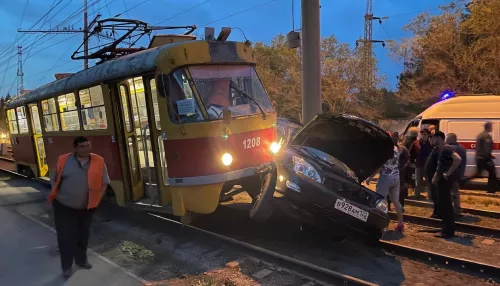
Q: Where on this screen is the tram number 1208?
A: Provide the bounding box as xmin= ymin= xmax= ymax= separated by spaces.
xmin=243 ymin=137 xmax=261 ymax=149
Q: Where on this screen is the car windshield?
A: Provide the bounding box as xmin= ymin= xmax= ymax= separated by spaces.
xmin=277 ymin=118 xmax=302 ymax=145
xmin=301 ymin=146 xmax=359 ymax=182
xmin=188 ymin=65 xmax=274 ymax=119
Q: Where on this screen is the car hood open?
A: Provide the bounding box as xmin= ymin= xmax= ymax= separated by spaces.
xmin=289 ymin=114 xmax=395 ymax=182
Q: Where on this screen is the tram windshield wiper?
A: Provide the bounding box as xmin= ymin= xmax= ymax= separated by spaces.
xmin=229 ymin=81 xmax=267 ymax=120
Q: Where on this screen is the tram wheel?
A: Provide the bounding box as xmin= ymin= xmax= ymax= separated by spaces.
xmin=249 ymin=164 xmax=277 ymax=223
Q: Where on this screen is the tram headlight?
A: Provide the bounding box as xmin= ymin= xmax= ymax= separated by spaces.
xmin=270 ymin=141 xmax=281 ymax=154
xmin=221 ymin=153 xmax=233 ymax=166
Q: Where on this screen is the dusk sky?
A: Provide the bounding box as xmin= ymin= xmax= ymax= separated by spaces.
xmin=0 ymin=0 xmax=452 ymax=96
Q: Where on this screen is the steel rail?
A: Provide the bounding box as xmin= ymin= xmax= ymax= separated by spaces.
xmin=404 ymin=198 xmax=500 ymax=219
xmin=388 ymin=212 xmax=500 ymax=238
xmin=378 ymin=240 xmax=500 ymax=280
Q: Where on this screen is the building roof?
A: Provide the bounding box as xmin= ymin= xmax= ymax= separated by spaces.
xmin=419 ymin=95 xmax=500 ymax=119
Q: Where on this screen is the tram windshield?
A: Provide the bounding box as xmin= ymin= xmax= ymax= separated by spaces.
xmin=165 ymin=65 xmax=273 ymax=122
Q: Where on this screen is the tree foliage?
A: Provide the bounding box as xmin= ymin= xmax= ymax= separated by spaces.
xmin=254 ymin=34 xmax=385 ymax=122
xmin=391 ymin=0 xmax=500 ymax=104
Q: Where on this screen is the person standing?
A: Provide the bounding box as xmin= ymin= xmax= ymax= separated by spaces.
xmin=425 ymin=134 xmax=441 ymax=218
xmin=366 ymin=144 xmax=405 ymax=232
xmin=432 ymin=131 xmax=462 ymax=238
xmin=387 ymin=132 xmax=410 ymax=211
xmin=446 ymin=133 xmax=466 ymax=216
xmin=409 ymin=128 xmax=432 ymax=199
xmin=429 ymin=125 xmax=436 ymax=135
xmin=48 ymin=136 xmax=110 ymax=278
xmin=473 ymin=122 xmax=497 ymax=193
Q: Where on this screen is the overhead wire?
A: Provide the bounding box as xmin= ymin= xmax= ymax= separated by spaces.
xmin=0 ymin=0 xmax=102 ymax=71
xmin=0 ymin=0 xmax=65 ymax=59
xmin=155 ymin=0 xmax=213 ymax=25
xmin=18 ymin=0 xmax=31 ymax=29
xmin=200 ymin=0 xmax=279 ymax=28
xmin=19 ymin=0 xmax=118 ymax=85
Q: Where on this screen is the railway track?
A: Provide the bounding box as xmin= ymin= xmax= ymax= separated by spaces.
xmin=404 ymin=198 xmax=500 ymax=219
xmin=1 ymin=167 xmax=499 ymax=283
xmin=388 ymin=212 xmax=500 ymax=238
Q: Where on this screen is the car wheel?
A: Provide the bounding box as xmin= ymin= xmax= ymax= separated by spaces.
xmin=249 ymin=164 xmax=277 ymax=223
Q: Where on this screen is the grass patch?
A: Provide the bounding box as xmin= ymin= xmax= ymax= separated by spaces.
xmin=118 ymin=240 xmax=154 ymax=260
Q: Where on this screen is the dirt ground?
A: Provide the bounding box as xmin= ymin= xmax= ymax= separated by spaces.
xmin=382 ymin=223 xmax=500 ymax=268
xmin=406 ymin=189 xmax=500 ymax=212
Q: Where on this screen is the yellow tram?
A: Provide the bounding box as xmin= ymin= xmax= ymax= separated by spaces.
xmin=5 ymin=28 xmax=279 ymax=223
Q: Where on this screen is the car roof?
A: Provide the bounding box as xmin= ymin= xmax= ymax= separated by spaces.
xmin=419 ymin=95 xmax=500 ymax=119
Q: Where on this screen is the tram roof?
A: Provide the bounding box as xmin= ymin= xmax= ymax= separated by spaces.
xmin=6 ymin=42 xmax=176 ymax=109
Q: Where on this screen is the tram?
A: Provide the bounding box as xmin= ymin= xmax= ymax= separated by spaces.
xmin=5 ymin=27 xmax=279 ymax=223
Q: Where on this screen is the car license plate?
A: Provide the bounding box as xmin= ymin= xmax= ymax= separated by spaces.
xmin=334 ymin=199 xmax=369 ymax=222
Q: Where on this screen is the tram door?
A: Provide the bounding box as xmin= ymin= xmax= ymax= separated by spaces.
xmin=117 ymin=77 xmax=158 ymax=203
xmin=29 ymin=104 xmax=48 ymax=177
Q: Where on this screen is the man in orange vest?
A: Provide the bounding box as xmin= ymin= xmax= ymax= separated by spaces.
xmin=48 ymin=136 xmax=109 ymax=278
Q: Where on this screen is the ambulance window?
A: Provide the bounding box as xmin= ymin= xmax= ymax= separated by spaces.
xmin=421 ymin=119 xmax=439 ymax=133
xmin=402 ymin=119 xmax=420 ymax=138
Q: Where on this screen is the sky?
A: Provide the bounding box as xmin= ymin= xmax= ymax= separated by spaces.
xmin=0 ymin=0 xmax=453 ymax=96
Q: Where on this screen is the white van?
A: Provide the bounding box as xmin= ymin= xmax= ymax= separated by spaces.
xmin=400 ymin=95 xmax=500 ymax=178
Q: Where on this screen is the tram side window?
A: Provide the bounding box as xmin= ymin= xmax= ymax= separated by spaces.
xmin=7 ymin=109 xmax=18 ymax=134
xmin=150 ymin=79 xmax=161 ymax=130
xmin=41 ymin=98 xmax=60 ymax=132
xmin=16 ymin=106 xmax=29 ymax=134
xmin=58 ymin=93 xmax=80 ymax=131
xmin=79 ymin=86 xmax=107 ymax=130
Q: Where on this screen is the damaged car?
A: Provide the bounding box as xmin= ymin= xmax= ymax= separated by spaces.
xmin=271 ymin=114 xmax=394 ymax=240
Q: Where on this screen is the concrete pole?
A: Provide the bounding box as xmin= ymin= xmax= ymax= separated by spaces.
xmin=83 ymin=0 xmax=89 ymax=70
xmin=301 ymin=0 xmax=321 ymax=124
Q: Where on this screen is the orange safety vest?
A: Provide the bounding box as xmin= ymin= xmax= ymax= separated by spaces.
xmin=48 ymin=153 xmax=106 ymax=209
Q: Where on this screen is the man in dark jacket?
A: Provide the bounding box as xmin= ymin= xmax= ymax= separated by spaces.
xmin=473 ymin=122 xmax=497 ymax=193
xmin=446 ymin=133 xmax=466 ymax=216
xmin=410 ymin=128 xmax=432 ymax=199
xmin=432 ymin=131 xmax=462 ymax=238
xmin=425 ymin=133 xmax=441 ymax=218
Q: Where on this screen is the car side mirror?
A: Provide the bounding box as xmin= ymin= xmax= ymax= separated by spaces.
xmin=223 ymin=108 xmax=231 ymax=125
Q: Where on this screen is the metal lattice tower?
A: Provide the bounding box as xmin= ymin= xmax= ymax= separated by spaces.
xmin=356 ymin=0 xmax=387 ymax=92
xmin=17 ymin=46 xmax=24 ymax=95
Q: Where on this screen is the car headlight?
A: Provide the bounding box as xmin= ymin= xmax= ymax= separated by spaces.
xmin=292 ymin=156 xmax=321 ymax=183
xmin=375 ymin=199 xmax=388 ymax=213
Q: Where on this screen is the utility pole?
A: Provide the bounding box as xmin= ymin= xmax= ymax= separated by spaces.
xmin=83 ymin=0 xmax=89 ymax=69
xmin=356 ymin=0 xmax=387 ymax=92
xmin=17 ymin=46 xmax=24 ymax=95
xmin=300 ymin=0 xmax=321 ymax=125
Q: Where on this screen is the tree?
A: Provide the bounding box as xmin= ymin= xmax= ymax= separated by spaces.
xmin=391 ymin=0 xmax=500 ymax=104
xmin=254 ymin=34 xmax=385 ymax=122
xmin=0 ymin=94 xmax=9 ymax=133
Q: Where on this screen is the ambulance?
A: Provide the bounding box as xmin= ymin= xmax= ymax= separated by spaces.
xmin=400 ymin=94 xmax=500 ymax=178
